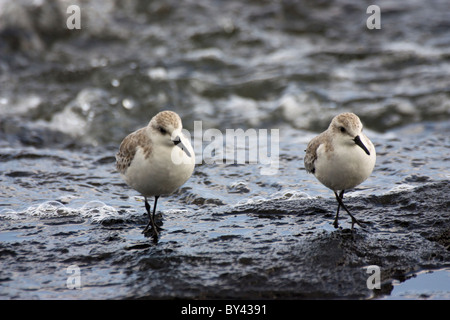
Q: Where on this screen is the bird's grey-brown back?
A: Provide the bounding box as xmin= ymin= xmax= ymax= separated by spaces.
xmin=304 ymin=132 xmax=327 ymax=174
xmin=304 ymin=126 xmax=337 ymax=175
xmin=116 ymin=127 xmax=152 ymax=175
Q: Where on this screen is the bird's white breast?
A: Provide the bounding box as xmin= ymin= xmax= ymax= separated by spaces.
xmin=123 ymin=141 xmax=195 ymax=197
xmin=314 ymin=136 xmax=375 ymax=191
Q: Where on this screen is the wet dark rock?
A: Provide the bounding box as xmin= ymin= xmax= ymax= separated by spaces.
xmin=1 ymin=181 xmax=448 ymax=299
xmin=221 ymin=181 xmax=450 ymax=298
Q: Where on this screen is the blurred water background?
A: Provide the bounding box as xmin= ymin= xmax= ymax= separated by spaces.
xmin=0 ymin=0 xmax=449 ymax=299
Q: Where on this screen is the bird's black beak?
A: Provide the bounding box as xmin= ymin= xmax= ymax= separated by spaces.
xmin=172 ymin=136 xmax=192 ymax=158
xmin=354 ymin=135 xmax=370 ymax=155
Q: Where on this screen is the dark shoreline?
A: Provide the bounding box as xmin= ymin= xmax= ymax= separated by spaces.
xmin=1 ymin=180 xmax=448 ymax=299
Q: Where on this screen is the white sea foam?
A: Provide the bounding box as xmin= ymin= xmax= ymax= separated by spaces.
xmin=0 ymin=200 xmax=128 ymax=223
xmin=234 ymin=189 xmax=312 ymax=207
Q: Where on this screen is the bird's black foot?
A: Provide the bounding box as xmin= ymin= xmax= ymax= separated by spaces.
xmin=333 ymin=219 xmax=339 ymax=229
xmin=142 ymin=227 xmax=159 ymax=242
xmin=142 ymin=216 xmax=164 ymax=240
xmin=142 ymin=221 xmax=163 ymax=234
xmin=350 ymin=216 xmax=366 ymax=230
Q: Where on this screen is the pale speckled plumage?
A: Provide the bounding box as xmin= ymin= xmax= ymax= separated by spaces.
xmin=116 ymin=110 xmax=183 ymax=175
xmin=115 ymin=110 xmax=195 ymax=237
xmin=116 ymin=127 xmax=152 ymax=175
xmin=304 ymin=112 xmax=376 ymax=228
xmin=305 ymin=112 xmax=375 ymax=190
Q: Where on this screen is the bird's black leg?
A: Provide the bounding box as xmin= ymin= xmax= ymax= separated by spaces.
xmin=142 ymin=197 xmax=153 ymax=234
xmin=334 ymin=190 xmax=364 ymax=230
xmin=143 ymin=196 xmax=162 ymax=235
xmin=333 ymin=190 xmax=345 ymax=228
xmin=152 ymin=195 xmax=160 ymax=231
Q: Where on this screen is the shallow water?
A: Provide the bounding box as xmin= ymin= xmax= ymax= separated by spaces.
xmin=385 ymin=268 xmax=450 ymax=300
xmin=1 ymin=0 xmax=449 ymax=299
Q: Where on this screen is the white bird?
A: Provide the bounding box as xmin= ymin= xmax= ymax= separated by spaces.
xmin=304 ymin=112 xmax=376 ymax=229
xmin=116 ymin=110 xmax=195 ymax=237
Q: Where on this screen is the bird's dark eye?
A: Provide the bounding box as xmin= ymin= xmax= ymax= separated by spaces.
xmin=158 ymin=126 xmax=167 ymax=134
xmin=339 ymin=126 xmax=346 ymax=133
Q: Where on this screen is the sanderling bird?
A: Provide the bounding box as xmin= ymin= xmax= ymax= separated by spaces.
xmin=304 ymin=112 xmax=376 ymax=229
xmin=116 ymin=110 xmax=195 ymax=237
